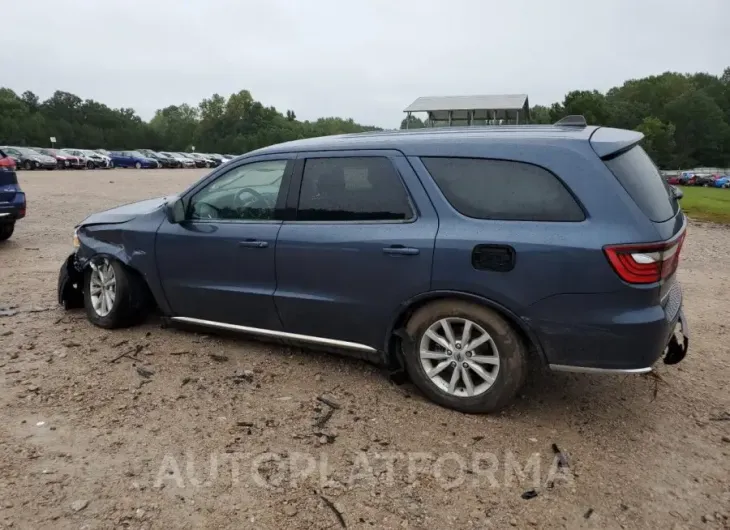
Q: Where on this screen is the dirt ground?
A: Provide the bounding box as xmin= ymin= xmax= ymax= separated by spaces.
xmin=1 ymin=169 xmax=729 ymax=530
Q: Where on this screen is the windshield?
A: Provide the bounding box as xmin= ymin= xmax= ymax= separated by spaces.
xmin=15 ymin=147 xmax=43 ymax=156
xmin=129 ymin=151 xmax=146 ymax=158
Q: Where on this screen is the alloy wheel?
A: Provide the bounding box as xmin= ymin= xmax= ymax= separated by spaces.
xmin=89 ymin=259 xmax=117 ymax=317
xmin=419 ymin=317 xmax=500 ymax=397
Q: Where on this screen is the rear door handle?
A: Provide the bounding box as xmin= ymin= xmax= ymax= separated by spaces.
xmin=383 ymin=245 xmax=419 ymax=256
xmin=238 ymin=239 xmax=268 ymax=249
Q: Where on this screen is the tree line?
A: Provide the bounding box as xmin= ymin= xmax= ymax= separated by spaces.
xmin=402 ymin=68 xmax=730 ymax=169
xmin=2 ymin=67 xmax=730 ymax=168
xmin=0 ymin=88 xmax=381 ymax=155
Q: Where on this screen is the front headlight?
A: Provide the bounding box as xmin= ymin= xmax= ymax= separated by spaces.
xmin=73 ymin=228 xmax=80 ymax=249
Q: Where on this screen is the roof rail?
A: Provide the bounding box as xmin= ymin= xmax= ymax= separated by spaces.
xmin=554 ymin=115 xmax=587 ymax=127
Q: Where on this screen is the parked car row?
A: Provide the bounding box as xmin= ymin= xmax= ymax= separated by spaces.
xmin=0 ymin=146 xmax=238 ymax=171
xmin=665 ymin=172 xmax=730 ymax=188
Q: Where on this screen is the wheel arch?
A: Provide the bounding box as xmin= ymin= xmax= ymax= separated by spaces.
xmin=68 ymin=246 xmax=159 ymax=313
xmin=384 ymin=290 xmax=547 ymax=367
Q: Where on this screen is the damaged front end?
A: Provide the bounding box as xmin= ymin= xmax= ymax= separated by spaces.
xmin=57 ymin=252 xmax=85 ymax=309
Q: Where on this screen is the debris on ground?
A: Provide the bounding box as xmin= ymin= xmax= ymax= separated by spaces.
xmin=521 ymin=489 xmax=538 ymax=500
xmin=70 ymin=500 xmax=89 ymax=512
xmin=136 ymin=366 xmax=154 ymax=378
xmin=318 ymin=493 xmax=346 ymax=528
xmin=552 ymin=443 xmax=570 ymax=468
xmin=209 ymin=353 xmax=228 ymax=362
xmin=181 ymin=377 xmax=198 ymax=387
xmin=584 ymin=508 xmax=594 ymax=519
xmin=317 ymin=394 xmax=341 ymax=409
xmin=228 ymin=370 xmax=254 ymax=384
xmin=314 ymin=407 xmax=335 ymax=428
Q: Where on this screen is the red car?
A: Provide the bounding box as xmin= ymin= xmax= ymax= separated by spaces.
xmin=37 ymin=148 xmax=83 ymax=169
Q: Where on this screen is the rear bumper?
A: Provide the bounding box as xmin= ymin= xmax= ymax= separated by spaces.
xmin=548 ymin=308 xmax=688 ymax=373
xmin=526 ymin=286 xmax=689 ymax=372
xmin=0 ymin=193 xmax=26 ymax=222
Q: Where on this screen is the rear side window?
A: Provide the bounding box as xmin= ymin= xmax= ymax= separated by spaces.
xmin=297 ymin=157 xmax=413 ymax=221
xmin=421 ymin=157 xmax=585 ymax=221
xmin=604 ymin=146 xmax=677 ymax=222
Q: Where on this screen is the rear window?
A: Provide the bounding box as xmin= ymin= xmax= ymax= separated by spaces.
xmin=420 ymin=157 xmax=585 ymax=221
xmin=604 ymin=146 xmax=678 ymax=222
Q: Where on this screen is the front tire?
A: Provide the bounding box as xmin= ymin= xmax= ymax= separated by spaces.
xmin=403 ymin=300 xmax=527 ymax=414
xmin=87 ymin=161 xmax=95 ymax=169
xmin=0 ymin=223 xmax=15 ymax=241
xmin=23 ymin=160 xmax=32 ymax=171
xmin=135 ymin=162 xmax=142 ymax=169
xmin=84 ymin=258 xmax=148 ymax=329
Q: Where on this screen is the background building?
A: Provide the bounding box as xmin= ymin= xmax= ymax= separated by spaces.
xmin=403 ymin=94 xmax=530 ymax=127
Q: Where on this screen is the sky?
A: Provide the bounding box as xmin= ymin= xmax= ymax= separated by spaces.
xmin=1 ymin=0 xmax=728 ymax=128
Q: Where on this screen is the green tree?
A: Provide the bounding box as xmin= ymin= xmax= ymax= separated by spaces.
xmin=636 ymin=117 xmax=677 ymax=168
xmin=529 ymin=105 xmax=551 ymax=124
xmin=400 ymin=115 xmax=426 ymax=129
xmin=665 ymin=89 xmax=730 ymax=167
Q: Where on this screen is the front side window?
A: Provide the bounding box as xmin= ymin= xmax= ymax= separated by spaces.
xmin=188 ymin=160 xmax=288 ymax=221
xmin=421 ymin=157 xmax=585 ymax=222
xmin=297 ymin=157 xmax=413 ymax=221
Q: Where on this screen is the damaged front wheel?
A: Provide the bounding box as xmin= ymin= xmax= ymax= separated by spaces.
xmin=83 ymin=257 xmax=149 ymax=329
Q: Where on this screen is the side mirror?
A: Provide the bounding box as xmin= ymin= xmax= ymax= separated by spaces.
xmin=670 ymin=185 xmax=683 ymax=200
xmin=165 ymin=197 xmax=186 ymax=224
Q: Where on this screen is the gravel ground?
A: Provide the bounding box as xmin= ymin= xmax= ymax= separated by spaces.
xmin=0 ymin=169 xmax=729 ymax=530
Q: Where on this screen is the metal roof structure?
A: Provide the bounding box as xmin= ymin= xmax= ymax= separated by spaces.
xmin=404 ymin=94 xmax=529 ymax=113
xmin=402 ymin=94 xmax=530 ymax=127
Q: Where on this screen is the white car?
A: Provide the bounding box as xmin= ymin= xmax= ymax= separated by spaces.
xmin=64 ymin=149 xmax=113 ymax=169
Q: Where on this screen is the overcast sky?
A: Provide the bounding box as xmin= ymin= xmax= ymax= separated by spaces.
xmin=1 ymin=0 xmax=728 ymax=128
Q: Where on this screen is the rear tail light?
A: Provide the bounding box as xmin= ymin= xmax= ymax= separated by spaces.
xmin=0 ymin=157 xmax=15 ymax=170
xmin=18 ymin=193 xmax=26 ymax=218
xmin=604 ymin=230 xmax=686 ymax=284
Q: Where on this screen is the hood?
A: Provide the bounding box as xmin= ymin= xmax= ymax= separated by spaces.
xmin=79 ymin=196 xmax=171 ymax=226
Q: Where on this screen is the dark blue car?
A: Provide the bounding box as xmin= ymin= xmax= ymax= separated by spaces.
xmin=57 ymin=119 xmax=689 ymax=413
xmin=0 ymin=148 xmax=26 ymax=241
xmin=108 ymin=151 xmax=159 ymax=169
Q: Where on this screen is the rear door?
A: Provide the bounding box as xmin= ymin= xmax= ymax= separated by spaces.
xmin=273 ymin=151 xmax=438 ymax=350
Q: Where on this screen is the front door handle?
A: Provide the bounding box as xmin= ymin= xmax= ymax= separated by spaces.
xmin=383 ymin=245 xmax=419 ymax=256
xmin=239 ymin=239 xmax=268 ymax=249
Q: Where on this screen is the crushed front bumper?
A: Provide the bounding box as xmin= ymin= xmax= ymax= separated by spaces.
xmin=57 ymin=253 xmax=85 ymax=309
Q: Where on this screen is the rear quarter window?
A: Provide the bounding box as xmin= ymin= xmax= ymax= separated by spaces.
xmin=603 ymin=146 xmax=678 ymax=222
xmin=420 ymin=157 xmax=585 ymax=221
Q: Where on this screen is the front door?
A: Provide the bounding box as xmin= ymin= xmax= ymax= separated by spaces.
xmin=274 ymin=151 xmax=439 ymax=350
xmin=156 ymin=156 xmax=294 ymax=330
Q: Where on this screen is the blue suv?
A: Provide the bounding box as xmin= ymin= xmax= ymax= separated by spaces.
xmin=0 ymin=148 xmax=26 ymax=241
xmin=57 ymin=119 xmax=689 ymax=413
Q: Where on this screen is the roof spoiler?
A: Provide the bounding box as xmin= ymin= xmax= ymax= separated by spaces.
xmin=554 ymin=115 xmax=587 ymax=127
xmin=589 ymin=127 xmax=644 ymax=159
